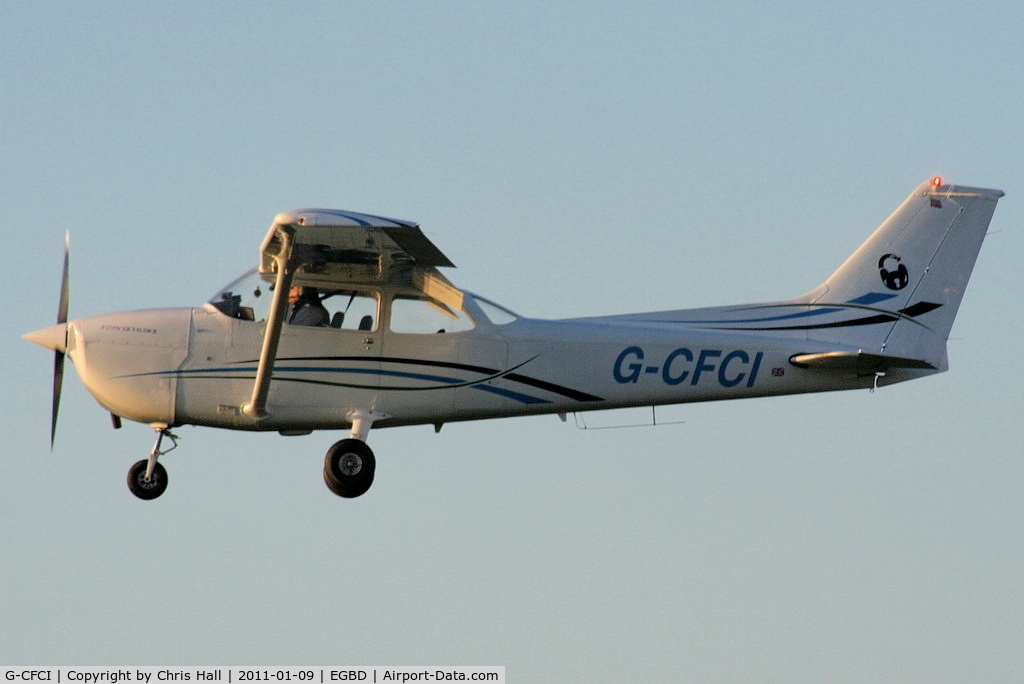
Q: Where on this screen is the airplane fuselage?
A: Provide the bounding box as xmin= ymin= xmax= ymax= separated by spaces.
xmin=65 ymin=299 xmax=909 ymax=435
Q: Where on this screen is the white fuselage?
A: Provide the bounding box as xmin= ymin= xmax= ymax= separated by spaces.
xmin=63 ymin=298 xmax=916 ymax=434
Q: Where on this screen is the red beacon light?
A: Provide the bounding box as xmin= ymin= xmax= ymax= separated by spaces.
xmin=932 ymin=176 xmax=943 ymax=187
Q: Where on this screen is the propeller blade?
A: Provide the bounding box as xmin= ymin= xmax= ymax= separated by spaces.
xmin=51 ymin=350 xmax=64 ymax=449
xmin=51 ymin=231 xmax=70 ymax=449
xmin=58 ymin=231 xmax=69 ymax=324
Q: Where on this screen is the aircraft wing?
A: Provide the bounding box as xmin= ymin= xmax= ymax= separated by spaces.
xmin=258 ymin=208 xmax=461 ymax=309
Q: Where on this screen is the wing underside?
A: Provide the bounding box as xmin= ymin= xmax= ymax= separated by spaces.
xmin=259 ymin=208 xmax=460 ymax=309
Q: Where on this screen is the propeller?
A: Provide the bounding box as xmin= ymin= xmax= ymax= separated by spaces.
xmin=23 ymin=232 xmax=74 ymax=448
xmin=51 ymin=231 xmax=70 ymax=448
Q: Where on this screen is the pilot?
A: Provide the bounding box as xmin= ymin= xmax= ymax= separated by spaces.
xmin=287 ymin=286 xmax=329 ymax=326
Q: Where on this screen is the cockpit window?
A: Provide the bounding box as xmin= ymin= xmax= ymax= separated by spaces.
xmin=470 ymin=295 xmax=519 ymax=325
xmin=390 ymin=295 xmax=474 ymax=334
xmin=323 ymin=291 xmax=379 ymax=332
xmin=209 ymin=269 xmax=379 ymax=331
xmin=210 ymin=269 xmax=273 ymax=321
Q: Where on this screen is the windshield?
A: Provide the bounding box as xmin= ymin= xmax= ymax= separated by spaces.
xmin=209 ymin=268 xmax=274 ymax=322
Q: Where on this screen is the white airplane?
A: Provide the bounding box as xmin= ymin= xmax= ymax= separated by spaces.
xmin=25 ymin=178 xmax=1003 ymax=500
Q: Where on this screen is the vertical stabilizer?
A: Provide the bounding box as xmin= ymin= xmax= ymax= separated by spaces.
xmin=577 ymin=179 xmax=1002 ymax=378
xmin=806 ymin=179 xmax=1003 ymax=368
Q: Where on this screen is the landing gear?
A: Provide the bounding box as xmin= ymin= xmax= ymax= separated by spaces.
xmin=323 ymin=438 xmax=376 ymax=498
xmin=127 ymin=459 xmax=169 ymax=500
xmin=127 ymin=428 xmax=177 ymax=500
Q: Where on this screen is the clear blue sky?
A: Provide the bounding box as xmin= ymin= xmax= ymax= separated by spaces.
xmin=3 ymin=2 xmax=1022 ymax=681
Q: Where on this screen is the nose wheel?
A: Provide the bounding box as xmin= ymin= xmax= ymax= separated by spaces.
xmin=323 ymin=438 xmax=376 ymax=498
xmin=127 ymin=459 xmax=169 ymax=500
xmin=127 ymin=428 xmax=177 ymax=500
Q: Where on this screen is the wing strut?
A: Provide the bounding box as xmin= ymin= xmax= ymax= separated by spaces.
xmin=242 ymin=224 xmax=298 ymax=419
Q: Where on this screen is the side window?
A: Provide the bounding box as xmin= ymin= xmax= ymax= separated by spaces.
xmin=324 ymin=291 xmax=379 ymax=332
xmin=471 ymin=295 xmax=519 ymax=325
xmin=390 ymin=296 xmax=474 ymax=334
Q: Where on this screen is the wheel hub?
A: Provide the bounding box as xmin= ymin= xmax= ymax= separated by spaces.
xmin=136 ymin=474 xmax=160 ymax=489
xmin=339 ymin=453 xmax=363 ymax=476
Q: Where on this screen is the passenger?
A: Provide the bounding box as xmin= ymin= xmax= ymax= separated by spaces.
xmin=287 ymin=286 xmax=329 ymax=326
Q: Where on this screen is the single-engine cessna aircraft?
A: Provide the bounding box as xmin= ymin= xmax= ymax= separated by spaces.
xmin=25 ymin=178 xmax=1003 ymax=500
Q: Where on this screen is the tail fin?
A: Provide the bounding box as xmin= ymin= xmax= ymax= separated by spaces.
xmin=798 ymin=179 xmax=1003 ymax=369
xmin=605 ymin=179 xmax=1002 ymax=375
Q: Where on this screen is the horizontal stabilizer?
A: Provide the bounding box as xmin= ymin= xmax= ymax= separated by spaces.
xmin=789 ymin=351 xmax=936 ymax=373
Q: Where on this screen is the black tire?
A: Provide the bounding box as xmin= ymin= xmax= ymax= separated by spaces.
xmin=127 ymin=459 xmax=169 ymax=500
xmin=323 ymin=439 xmax=375 ymax=498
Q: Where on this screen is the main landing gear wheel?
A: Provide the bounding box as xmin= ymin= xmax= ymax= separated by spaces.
xmin=127 ymin=459 xmax=169 ymax=500
xmin=323 ymin=438 xmax=376 ymax=498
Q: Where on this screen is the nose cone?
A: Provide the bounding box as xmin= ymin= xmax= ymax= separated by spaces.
xmin=24 ymin=323 xmax=68 ymax=353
